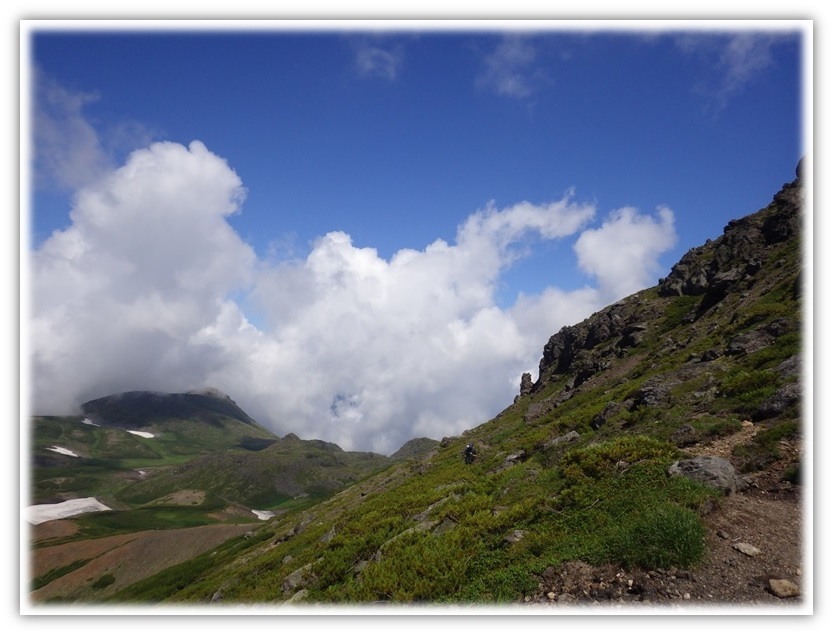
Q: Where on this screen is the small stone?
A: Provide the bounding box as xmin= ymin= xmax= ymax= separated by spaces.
xmin=503 ymin=529 xmax=527 ymax=544
xmin=768 ymin=579 xmax=800 ymax=598
xmin=683 ymin=593 xmax=691 ymax=600
xmin=717 ymin=529 xmax=730 ymax=539
xmin=547 ymin=591 xmax=556 ymax=600
xmin=732 ymin=542 xmax=762 ymax=556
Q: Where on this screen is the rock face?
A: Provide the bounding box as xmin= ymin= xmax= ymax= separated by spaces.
xmin=659 ymin=162 xmax=802 ymax=302
xmin=529 ymin=160 xmax=803 ymax=402
xmin=519 ymin=373 xmax=533 ymax=396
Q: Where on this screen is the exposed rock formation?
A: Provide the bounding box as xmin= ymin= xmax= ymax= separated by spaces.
xmin=530 ymin=160 xmax=803 ymax=399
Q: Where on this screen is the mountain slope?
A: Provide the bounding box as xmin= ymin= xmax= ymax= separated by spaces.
xmin=29 ymin=163 xmax=806 ymax=608
xmin=81 ymin=388 xmax=263 ymax=430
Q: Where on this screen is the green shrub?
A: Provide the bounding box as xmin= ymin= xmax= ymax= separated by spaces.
xmin=559 ymin=435 xmax=679 ymax=484
xmin=732 ymin=420 xmax=799 ymax=473
xmin=721 ymin=369 xmax=777 ymax=398
xmin=91 ymin=573 xmax=116 ymax=590
xmin=607 ymin=503 xmax=706 ymax=569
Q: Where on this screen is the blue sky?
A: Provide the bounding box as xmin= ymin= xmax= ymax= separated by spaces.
xmin=24 ymin=21 xmax=809 ymax=454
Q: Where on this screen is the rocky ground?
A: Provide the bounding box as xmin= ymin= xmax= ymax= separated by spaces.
xmin=523 ymin=425 xmax=807 ymax=611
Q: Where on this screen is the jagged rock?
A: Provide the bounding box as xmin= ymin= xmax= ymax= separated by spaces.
xmin=658 ymin=168 xmax=801 ymax=302
xmin=725 ymin=329 xmax=773 ymax=356
xmin=284 ymin=589 xmax=309 ymax=604
xmin=531 ymin=294 xmax=665 ymax=392
xmin=282 ymin=562 xmax=315 ymax=593
xmin=525 ymin=399 xmax=554 ymax=423
xmin=667 ymin=456 xmax=745 ymax=494
xmin=617 ymin=323 xmax=649 ymax=348
xmin=732 ymin=542 xmax=762 ymax=557
xmin=631 ymin=381 xmax=671 ymax=408
xmin=432 ymin=517 xmax=458 ymax=536
xmin=767 ymin=579 xmax=800 ymax=598
xmin=754 ymin=382 xmax=801 ymax=421
xmin=503 ymin=450 xmax=527 ymax=466
xmin=775 ymin=354 xmax=801 ymax=379
xmin=591 ymin=401 xmax=627 ymax=430
xmin=546 ymin=430 xmax=580 ymax=448
xmin=519 ymin=372 xmax=533 ymax=396
xmin=413 ymin=493 xmax=459 ymax=522
xmin=670 ymin=423 xmax=698 ymax=447
xmin=700 ymin=348 xmax=721 ymax=362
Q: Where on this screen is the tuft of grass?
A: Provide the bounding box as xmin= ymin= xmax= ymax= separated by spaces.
xmin=607 ymin=503 xmax=706 ymax=569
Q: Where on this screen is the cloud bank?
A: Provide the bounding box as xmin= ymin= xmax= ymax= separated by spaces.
xmin=30 ymin=140 xmax=676 ymax=455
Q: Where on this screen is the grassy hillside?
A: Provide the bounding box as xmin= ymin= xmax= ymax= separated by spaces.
xmin=29 ymin=165 xmax=804 ymax=606
xmin=29 ymin=393 xmax=397 ymax=545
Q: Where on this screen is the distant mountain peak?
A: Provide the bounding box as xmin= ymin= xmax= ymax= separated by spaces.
xmin=80 ymin=389 xmax=257 ymax=429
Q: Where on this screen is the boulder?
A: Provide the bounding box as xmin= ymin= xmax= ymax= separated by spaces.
xmin=546 ymin=430 xmax=580 ymax=448
xmin=767 ymin=579 xmax=800 ymax=598
xmin=754 ymin=382 xmax=801 ymax=421
xmin=667 ymin=456 xmax=745 ymax=494
xmin=732 ymin=542 xmax=762 ymax=557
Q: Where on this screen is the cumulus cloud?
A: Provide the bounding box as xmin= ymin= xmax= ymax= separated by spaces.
xmin=574 ymin=205 xmax=676 ymax=300
xmin=29 ymin=136 xmax=677 ymax=455
xmin=30 ymin=140 xmax=256 ymax=412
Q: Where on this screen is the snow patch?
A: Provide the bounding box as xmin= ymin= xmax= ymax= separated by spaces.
xmin=26 ymin=497 xmax=112 ymax=525
xmin=46 ymin=446 xmax=78 ymax=457
xmin=128 ymin=430 xmax=155 ymax=438
xmin=252 ymin=510 xmax=276 ymax=521
xmin=82 ymin=418 xmax=99 ymax=426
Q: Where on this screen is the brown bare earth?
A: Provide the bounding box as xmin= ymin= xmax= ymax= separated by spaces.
xmin=524 ymin=425 xmax=807 ymax=610
xmin=29 ymin=522 xmax=258 ymax=604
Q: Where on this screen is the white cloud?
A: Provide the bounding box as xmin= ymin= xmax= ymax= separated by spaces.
xmin=30 ymin=140 xmax=256 ymax=413
xmin=29 ymin=135 xmax=677 ymax=455
xmin=477 ymin=35 xmax=544 ymax=99
xmin=573 ymin=205 xmax=676 ymax=301
xmin=351 ymin=38 xmax=404 ymax=80
xmin=33 ymin=70 xmax=113 ymax=191
xmin=674 ymin=32 xmax=788 ymax=110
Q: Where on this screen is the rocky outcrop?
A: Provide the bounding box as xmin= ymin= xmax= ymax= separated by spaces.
xmin=534 ymin=299 xmax=661 ymax=391
xmin=519 ymin=373 xmax=533 ymax=396
xmin=528 ymin=161 xmax=803 ymax=398
xmin=658 ymin=162 xmax=802 ymax=302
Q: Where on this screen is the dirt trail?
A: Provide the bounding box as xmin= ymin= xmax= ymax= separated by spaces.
xmin=525 ymin=423 xmax=806 ymax=609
